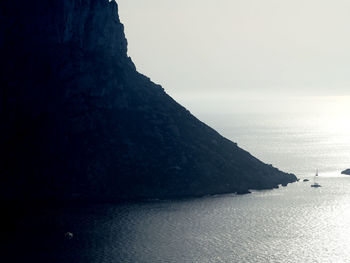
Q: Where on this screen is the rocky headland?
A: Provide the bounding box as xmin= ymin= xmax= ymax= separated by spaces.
xmin=341 ymin=169 xmax=350 ymax=175
xmin=0 ymin=0 xmax=296 ymax=201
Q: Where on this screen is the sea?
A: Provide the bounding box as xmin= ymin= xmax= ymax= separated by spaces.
xmin=200 ymin=112 xmax=350 ymax=178
xmin=188 ymin=95 xmax=350 ymax=178
xmin=9 ymin=96 xmax=350 ymax=263
xmin=16 ymin=178 xmax=350 ymax=263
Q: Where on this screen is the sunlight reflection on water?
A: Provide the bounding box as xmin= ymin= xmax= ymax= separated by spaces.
xmin=91 ymin=177 xmax=350 ymax=263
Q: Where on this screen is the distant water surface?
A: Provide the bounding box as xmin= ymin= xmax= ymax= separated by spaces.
xmin=189 ymin=96 xmax=350 ymax=177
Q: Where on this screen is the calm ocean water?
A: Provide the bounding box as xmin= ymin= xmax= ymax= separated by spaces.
xmin=109 ymin=179 xmax=350 ymax=263
xmin=11 ymin=102 xmax=350 ymax=263
xmin=27 ymin=177 xmax=350 ymax=263
xmin=199 ymin=110 xmax=350 ymax=178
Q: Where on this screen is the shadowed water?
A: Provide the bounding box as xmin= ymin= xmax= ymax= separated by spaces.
xmin=7 ymin=176 xmax=350 ymax=262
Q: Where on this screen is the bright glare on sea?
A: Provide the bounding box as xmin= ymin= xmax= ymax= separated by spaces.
xmin=189 ymin=95 xmax=350 ymax=177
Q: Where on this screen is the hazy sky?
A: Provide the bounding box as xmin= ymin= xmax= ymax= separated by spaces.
xmin=117 ymin=0 xmax=350 ymax=113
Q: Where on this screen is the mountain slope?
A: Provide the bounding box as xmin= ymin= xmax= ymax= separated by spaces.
xmin=0 ymin=0 xmax=296 ymax=200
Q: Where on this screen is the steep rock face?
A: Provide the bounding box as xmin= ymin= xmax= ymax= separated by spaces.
xmin=0 ymin=0 xmax=296 ymax=200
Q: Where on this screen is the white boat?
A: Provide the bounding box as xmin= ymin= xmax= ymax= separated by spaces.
xmin=311 ymin=169 xmax=321 ymax=187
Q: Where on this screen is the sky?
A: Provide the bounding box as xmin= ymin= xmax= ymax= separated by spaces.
xmin=117 ymin=0 xmax=350 ymax=115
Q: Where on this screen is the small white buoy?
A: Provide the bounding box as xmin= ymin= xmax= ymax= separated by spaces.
xmin=65 ymin=232 xmax=74 ymax=239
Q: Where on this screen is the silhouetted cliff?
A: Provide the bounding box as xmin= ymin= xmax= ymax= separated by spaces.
xmin=0 ymin=0 xmax=296 ymax=201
